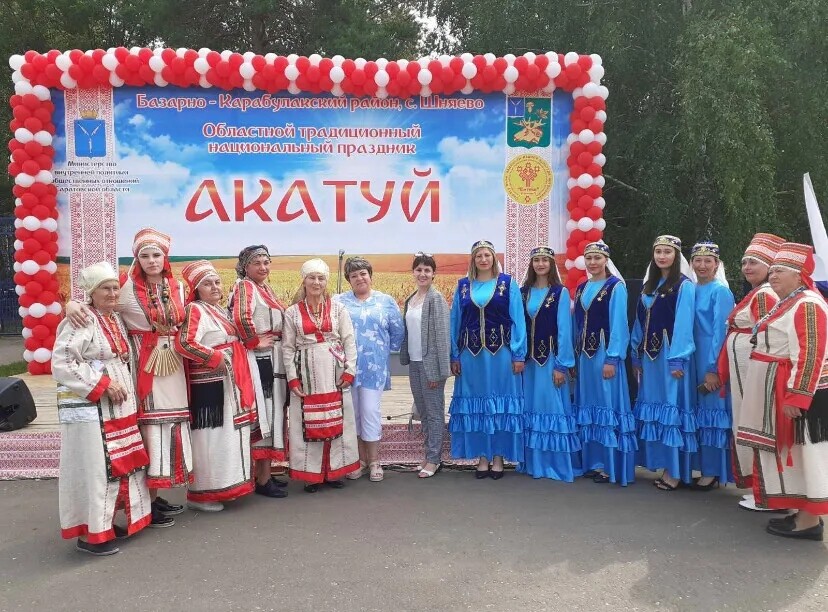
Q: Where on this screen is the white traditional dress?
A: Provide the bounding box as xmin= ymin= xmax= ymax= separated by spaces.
xmin=121 ymin=276 xmax=193 ymax=489
xmin=229 ymin=279 xmax=289 ymax=462
xmin=721 ymin=282 xmax=777 ymax=487
xmin=52 ymin=312 xmax=152 ymax=543
xmin=737 ymin=287 xmax=828 ymax=513
xmin=282 ymin=299 xmax=360 ymax=483
xmin=176 ymin=301 xmax=257 ymax=503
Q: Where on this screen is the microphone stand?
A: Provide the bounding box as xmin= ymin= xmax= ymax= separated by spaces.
xmin=337 ymin=249 xmax=345 ymax=294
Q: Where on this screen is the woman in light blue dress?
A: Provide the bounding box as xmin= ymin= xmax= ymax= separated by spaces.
xmin=449 ymin=240 xmax=527 ymax=479
xmin=517 ymin=247 xmax=581 ymax=481
xmin=689 ymin=241 xmax=735 ymax=490
xmin=631 ymin=235 xmax=697 ymax=491
xmin=573 ymin=241 xmax=636 ymax=486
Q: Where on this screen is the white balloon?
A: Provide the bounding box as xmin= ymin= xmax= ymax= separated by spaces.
xmin=503 ymin=66 xmax=519 ymax=83
xmin=504 ymin=53 xmax=516 ymax=64
xmin=374 ymin=70 xmax=389 ymax=87
xmin=376 ymin=88 xmax=388 ymax=99
xmin=14 ymin=198 xmax=22 ymax=208
xmin=15 ymin=174 xmax=34 ymax=188
xmin=21 ymin=260 xmax=40 ymax=275
xmin=130 ymin=46 xmax=142 ymax=55
xmin=14 ymin=128 xmax=33 ymax=143
xmin=460 ymin=53 xmax=473 ymax=62
xmin=460 ymin=83 xmax=474 ymax=95
xmin=596 ymin=110 xmax=607 ymax=122
xmin=18 ymin=307 xmax=28 ymax=318
xmin=502 ymin=83 xmax=516 ymax=95
xmin=22 ymin=216 xmax=40 ymax=231
xmin=483 ymin=53 xmax=495 ymax=65
xmin=596 ymin=132 xmax=607 ymax=145
xmin=43 ymin=261 xmax=58 ymax=274
xmin=14 ymin=81 xmax=33 ymax=96
xmin=565 ymin=219 xmax=577 ymax=232
xmin=577 ymin=217 xmax=594 ymax=232
xmin=523 ymin=52 xmax=537 ymax=62
xmin=35 ymin=170 xmax=53 ymax=184
xmin=577 ymin=173 xmax=593 ymax=189
xmin=34 ymin=131 xmax=52 ymax=146
xmin=199 ymin=75 xmax=211 ymax=88
xmin=109 ymin=73 xmax=125 ymax=87
xmin=575 ymin=255 xmax=586 ymax=270
xmin=264 ymin=53 xmax=277 ymax=64
xmin=461 ymin=62 xmax=477 ymax=79
xmin=595 ymin=218 xmax=607 ymax=231
xmin=572 ymin=87 xmax=584 ymax=98
xmin=417 ymin=57 xmax=430 ymax=68
xmin=42 ymin=218 xmax=58 ymax=232
xmin=397 ymin=59 xmax=409 ymax=70
xmin=439 ymin=54 xmax=451 ymax=67
xmin=222 ymin=50 xmax=234 ymax=61
xmin=564 ymin=259 xmax=574 ymax=270
xmin=28 ymin=303 xmax=47 ymax=318
xmin=566 ymin=133 xmax=577 ymax=146
xmin=582 ymin=82 xmax=600 ymax=98
xmin=239 ymin=62 xmax=255 ymax=79
xmin=331 ymin=84 xmax=344 ymax=97
xmin=595 ymin=176 xmax=606 ymax=188
xmin=598 ymin=85 xmax=609 ymax=100
xmin=595 ymin=154 xmax=606 ymax=167
xmin=417 ymin=69 xmax=432 ymax=85
xmin=9 ymin=55 xmax=25 ymax=70
xmin=594 ymin=197 xmax=606 ymax=209
xmin=590 ymin=54 xmax=603 ymax=66
xmin=154 ymin=74 xmax=168 ymax=87
xmin=21 ymin=327 xmax=32 ymax=339
xmin=376 ymin=58 xmax=388 ymax=69
xmin=198 ymin=48 xmax=211 ymax=57
xmin=15 ymin=284 xmax=24 ymax=295
xmin=14 ymin=219 xmax=22 ymax=229
xmin=193 ymin=58 xmax=210 ymax=74
xmin=101 ymin=53 xmax=119 ymax=71
xmin=243 ymin=51 xmax=257 ymax=62
xmin=284 ymin=65 xmax=299 ymax=80
xmin=33 ymin=347 xmax=51 ymax=363
xmin=148 ymin=56 xmax=165 ymax=72
xmin=578 ymin=129 xmax=595 ymax=144
xmin=31 ymin=85 xmax=50 ymax=101
xmin=545 ymin=62 xmax=561 ymax=78
xmin=11 ymin=71 xmax=24 ymax=84
xmin=564 ymin=52 xmax=579 ymax=66
xmin=47 ymin=301 xmax=62 ymax=314
xmin=55 ymin=54 xmax=72 ymax=71
xmin=13 ymin=263 xmax=21 ymax=273
xmin=59 ymin=73 xmax=77 ymax=89
xmin=567 ymin=178 xmax=577 ymax=189
xmin=331 ymin=55 xmax=344 ymax=66
xmin=23 ymin=349 xmax=33 ymax=363
xmin=242 ymin=78 xmax=256 ymax=92
xmin=420 ymin=86 xmax=432 ymax=97
xmin=354 ymin=58 xmax=367 ymax=69
xmin=287 ymin=82 xmax=300 ymax=95
xmin=588 ymin=65 xmax=605 ymax=82
xmin=12 ymin=241 xmax=22 ymax=254
xmin=329 ymin=66 xmax=345 ymax=83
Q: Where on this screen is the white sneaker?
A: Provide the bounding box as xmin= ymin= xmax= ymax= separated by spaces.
xmin=188 ymin=500 xmax=224 ymax=512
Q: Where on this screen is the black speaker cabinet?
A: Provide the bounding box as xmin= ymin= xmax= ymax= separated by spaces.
xmin=0 ymin=377 xmax=37 ymax=431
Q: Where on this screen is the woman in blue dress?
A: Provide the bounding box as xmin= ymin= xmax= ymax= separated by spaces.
xmin=689 ymin=241 xmax=735 ymax=490
xmin=449 ymin=240 xmax=527 ymax=479
xmin=517 ymin=246 xmax=581 ymax=481
xmin=631 ymin=235 xmax=697 ymax=491
xmin=573 ymin=241 xmax=637 ymax=486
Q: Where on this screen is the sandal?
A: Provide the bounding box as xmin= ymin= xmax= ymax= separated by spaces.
xmin=592 ymin=472 xmax=610 ymax=484
xmin=653 ymin=478 xmax=683 ymax=491
xmin=346 ymin=461 xmax=367 ymax=480
xmin=418 ymin=463 xmax=442 ymax=479
xmin=369 ymin=461 xmax=384 ymax=482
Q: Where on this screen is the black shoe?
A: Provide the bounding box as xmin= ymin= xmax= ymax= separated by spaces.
xmin=766 ymin=519 xmax=824 ymax=541
xmin=583 ymin=470 xmax=599 ymax=479
xmin=113 ymin=525 xmax=130 ymax=540
xmin=153 ymin=497 xmax=185 ymax=516
xmin=149 ymin=507 xmax=175 ymax=528
xmin=475 ymin=468 xmax=490 ymax=479
xmin=690 ymin=477 xmax=720 ymax=491
xmin=592 ymin=472 xmax=611 ymax=484
xmin=489 ymin=469 xmax=504 ymax=480
xmin=271 ymin=477 xmax=289 ymax=488
xmin=325 ymin=479 xmax=345 ymax=489
xmin=76 ymin=539 xmax=119 ymax=556
xmin=768 ymin=513 xmax=797 ymax=528
xmin=304 ymin=484 xmax=320 ymax=493
xmin=256 ymin=479 xmax=288 ymax=498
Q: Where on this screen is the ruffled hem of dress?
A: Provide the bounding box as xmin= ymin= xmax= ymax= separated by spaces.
xmin=694 ymin=406 xmax=732 ymax=449
xmin=448 ymin=414 xmax=523 ymax=435
xmin=524 ymin=430 xmax=582 ymax=452
xmin=576 ymin=404 xmax=637 ymax=450
xmin=634 ymin=400 xmax=698 ymax=451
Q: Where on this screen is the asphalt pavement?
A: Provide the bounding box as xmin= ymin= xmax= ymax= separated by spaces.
xmin=1 ymin=469 xmax=827 ymax=612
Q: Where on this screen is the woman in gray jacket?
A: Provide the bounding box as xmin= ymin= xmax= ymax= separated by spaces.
xmin=399 ymin=253 xmax=452 ymax=478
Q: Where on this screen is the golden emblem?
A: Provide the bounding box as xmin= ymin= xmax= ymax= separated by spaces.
xmin=503 ymin=153 xmax=553 ymax=206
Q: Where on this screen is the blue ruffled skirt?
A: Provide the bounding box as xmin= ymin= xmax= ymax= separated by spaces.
xmin=448 ymin=348 xmax=524 ymax=462
xmin=691 ymin=362 xmax=734 ymax=482
xmin=516 ymin=359 xmax=581 ymax=481
xmin=573 ymin=350 xmax=637 ymax=486
xmin=634 ymin=352 xmax=697 ymax=483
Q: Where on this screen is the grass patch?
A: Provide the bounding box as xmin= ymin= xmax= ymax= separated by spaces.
xmin=0 ymin=361 xmax=28 ymax=377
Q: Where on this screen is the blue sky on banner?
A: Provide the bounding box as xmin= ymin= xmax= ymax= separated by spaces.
xmin=55 ymin=87 xmax=521 ymax=258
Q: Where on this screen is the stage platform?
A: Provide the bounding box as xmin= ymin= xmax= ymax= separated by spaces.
xmin=0 ymin=374 xmax=456 ymax=479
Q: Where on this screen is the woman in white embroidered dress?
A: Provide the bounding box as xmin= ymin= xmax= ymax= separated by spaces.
xmin=176 ymin=260 xmax=257 ymax=512
xmin=52 ymin=262 xmax=152 ymax=556
xmin=228 ymin=245 xmax=289 ymax=499
xmin=283 ymin=259 xmax=360 ymax=492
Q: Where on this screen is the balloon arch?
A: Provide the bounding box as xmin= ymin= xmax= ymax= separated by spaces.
xmin=7 ymin=48 xmax=608 ymax=374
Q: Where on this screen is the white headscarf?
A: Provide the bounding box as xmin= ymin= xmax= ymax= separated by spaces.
xmin=300 ymin=258 xmax=330 ymax=279
xmin=78 ymin=261 xmax=119 ymax=302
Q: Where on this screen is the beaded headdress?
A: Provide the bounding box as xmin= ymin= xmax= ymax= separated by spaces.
xmin=690 ymin=241 xmax=720 ymax=259
xmin=529 ymin=246 xmax=554 ymax=259
xmin=471 ymin=240 xmax=495 ymax=254
xmin=584 ymin=241 xmax=610 ymax=257
xmin=653 ymin=235 xmax=682 ymax=250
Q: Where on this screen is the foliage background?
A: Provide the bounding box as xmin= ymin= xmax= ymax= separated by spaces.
xmin=2 ymin=0 xmax=826 ymax=276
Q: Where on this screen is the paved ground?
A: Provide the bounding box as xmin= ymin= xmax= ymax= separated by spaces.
xmin=1 ymin=471 xmax=827 ymax=612
xmin=0 ymin=337 xmax=22 ymax=366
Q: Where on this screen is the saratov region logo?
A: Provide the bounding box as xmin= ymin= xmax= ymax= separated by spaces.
xmin=503 ymin=153 xmax=553 ymax=205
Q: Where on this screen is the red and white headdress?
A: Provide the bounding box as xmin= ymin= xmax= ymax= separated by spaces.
xmin=132 ymin=227 xmax=171 ymax=257
xmin=771 ymin=242 xmax=816 ymax=291
xmin=181 ymin=260 xmax=219 ymax=302
xmin=743 ymin=233 xmax=785 ymax=267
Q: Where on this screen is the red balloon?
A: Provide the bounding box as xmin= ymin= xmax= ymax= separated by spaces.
xmin=570 ymin=187 xmax=586 ymax=200
xmin=587 ymin=142 xmax=602 ymax=155
xmin=571 ymin=119 xmax=586 ymax=133
xmin=577 ymin=152 xmax=592 ymax=167
xmin=33 ymin=270 xmax=51 ymax=285
xmin=589 ymin=119 xmax=604 ymax=133
xmin=24 ymin=337 xmax=41 ymax=351
xmin=472 ymin=55 xmax=487 ymax=69
xmin=578 ymin=195 xmax=593 ymax=210
xmin=577 ymin=56 xmax=593 ymax=70
xmin=578 ymin=240 xmax=589 ymax=252
xmin=449 ymin=57 xmax=464 ymax=72
xmin=24 ymin=141 xmax=43 ymax=157
xmin=295 ymin=56 xmax=310 ymax=71
xmin=22 ymin=94 xmax=40 ymax=110
xmin=570 ymin=209 xmax=584 ymax=221
xmin=580 ymin=106 xmax=596 ymax=122
xmin=39 ymin=291 xmax=56 ymax=304
xmin=28 ymin=361 xmax=46 ymax=375
xmin=571 ymin=230 xmax=586 ymax=242
xmin=33 ymin=250 xmax=51 ymax=265
xmin=385 ymin=61 xmax=399 ymax=77
xmin=23 ymin=315 xmax=37 ymax=329
xmin=586 ymin=206 xmax=602 ymax=220
xmin=587 ymin=163 xmax=602 ymax=177
xmin=493 ymin=58 xmax=507 ymax=72
xmin=32 ymin=324 xmax=50 ymax=340
xmin=25 ymin=281 xmax=43 ymax=296
xmin=514 ymin=57 xmax=529 ymax=71
xmin=21 ymin=160 xmax=40 ymax=175
xmin=566 ymin=247 xmax=578 ymax=260
xmin=19 ymin=294 xmax=35 ymax=308
xmin=351 ymin=69 xmax=366 ymax=85
xmin=586 ymin=185 xmax=602 ymax=198
xmin=23 ymin=239 xmax=40 ymax=254
xmin=586 ymin=229 xmax=602 ymax=242
xmin=42 ymin=313 xmax=61 ymax=328
xmin=342 ymin=59 xmax=356 ymax=75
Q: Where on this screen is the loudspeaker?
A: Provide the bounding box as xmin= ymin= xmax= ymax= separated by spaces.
xmin=0 ymin=377 xmax=37 ymax=431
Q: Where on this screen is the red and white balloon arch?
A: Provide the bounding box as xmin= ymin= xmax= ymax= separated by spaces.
xmin=7 ymin=47 xmax=608 ymax=374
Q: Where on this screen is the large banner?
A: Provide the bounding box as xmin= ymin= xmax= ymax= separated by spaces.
xmin=52 ymin=87 xmax=573 ymax=302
